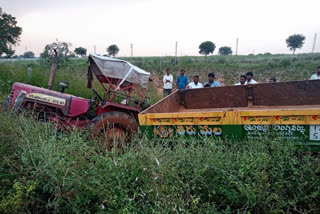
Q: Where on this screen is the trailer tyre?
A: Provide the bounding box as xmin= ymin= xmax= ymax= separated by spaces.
xmin=90 ymin=111 xmax=138 ymax=149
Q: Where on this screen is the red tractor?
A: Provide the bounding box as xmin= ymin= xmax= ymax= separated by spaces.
xmin=6 ymin=54 xmax=151 ymax=145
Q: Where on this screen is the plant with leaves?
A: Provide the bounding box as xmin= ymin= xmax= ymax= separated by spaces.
xmin=0 ymin=8 xmax=22 ymax=57
xmin=107 ymin=44 xmax=119 ymax=57
xmin=74 ymin=47 xmax=87 ymax=57
xmin=40 ymin=40 xmax=73 ymax=65
xmin=23 ymin=51 xmax=35 ymax=58
xmin=286 ymin=34 xmax=305 ymax=55
xmin=199 ymin=41 xmax=215 ymax=56
xmin=218 ymin=46 xmax=232 ymax=55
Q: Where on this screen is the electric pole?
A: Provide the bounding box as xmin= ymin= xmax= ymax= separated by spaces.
xmin=312 ymin=33 xmax=317 ymax=54
xmin=175 ymin=41 xmax=178 ymax=64
xmin=235 ymin=38 xmax=239 ymax=55
xmin=94 ymin=45 xmax=96 ymax=54
xmin=131 ymin=43 xmax=133 ymax=57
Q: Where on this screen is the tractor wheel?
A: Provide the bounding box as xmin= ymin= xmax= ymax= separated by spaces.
xmin=90 ymin=111 xmax=138 ymax=149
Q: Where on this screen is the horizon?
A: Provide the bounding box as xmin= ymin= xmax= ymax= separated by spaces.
xmin=1 ymin=0 xmax=320 ymax=57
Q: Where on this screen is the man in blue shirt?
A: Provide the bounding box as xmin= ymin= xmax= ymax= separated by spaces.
xmin=176 ymin=69 xmax=189 ymax=89
xmin=204 ymin=73 xmax=220 ymax=87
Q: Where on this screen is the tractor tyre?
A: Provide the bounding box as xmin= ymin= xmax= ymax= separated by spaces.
xmin=90 ymin=111 xmax=138 ymax=149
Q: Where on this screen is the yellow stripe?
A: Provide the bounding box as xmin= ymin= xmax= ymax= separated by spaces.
xmin=138 ymin=110 xmax=320 ymax=126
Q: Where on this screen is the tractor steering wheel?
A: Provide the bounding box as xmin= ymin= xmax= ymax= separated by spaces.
xmin=92 ymin=89 xmax=103 ymax=102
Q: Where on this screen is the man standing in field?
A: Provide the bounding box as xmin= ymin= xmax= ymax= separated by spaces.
xmin=187 ymin=75 xmax=203 ymax=89
xmin=310 ymin=66 xmax=320 ymax=80
xmin=176 ymin=69 xmax=189 ymax=90
xmin=245 ymin=72 xmax=258 ymax=84
xmin=163 ymin=68 xmax=173 ymax=96
xmin=204 ymin=73 xmax=220 ymax=87
xmin=234 ymin=75 xmax=247 ymax=85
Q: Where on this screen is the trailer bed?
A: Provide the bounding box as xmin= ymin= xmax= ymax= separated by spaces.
xmin=139 ymin=80 xmax=320 ymax=151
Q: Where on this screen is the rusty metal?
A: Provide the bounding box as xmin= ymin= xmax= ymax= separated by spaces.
xmin=48 ymin=49 xmax=58 ymax=90
xmin=142 ymin=80 xmax=320 ymax=114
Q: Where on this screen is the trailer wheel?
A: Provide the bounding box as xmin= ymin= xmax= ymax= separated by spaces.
xmin=90 ymin=111 xmax=138 ymax=149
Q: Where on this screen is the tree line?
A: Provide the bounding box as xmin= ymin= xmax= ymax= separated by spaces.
xmin=0 ymin=7 xmax=309 ymax=59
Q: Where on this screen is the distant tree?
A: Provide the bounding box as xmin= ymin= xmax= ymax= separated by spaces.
xmin=199 ymin=41 xmax=215 ymax=56
xmin=218 ymin=46 xmax=233 ymax=55
xmin=23 ymin=51 xmax=35 ymax=58
xmin=286 ymin=34 xmax=305 ymax=55
xmin=40 ymin=40 xmax=73 ymax=64
xmin=74 ymin=47 xmax=87 ymax=57
xmin=107 ymin=44 xmax=119 ymax=57
xmin=0 ymin=8 xmax=22 ymax=57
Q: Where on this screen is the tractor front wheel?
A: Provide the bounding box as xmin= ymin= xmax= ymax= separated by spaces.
xmin=90 ymin=111 xmax=138 ymax=149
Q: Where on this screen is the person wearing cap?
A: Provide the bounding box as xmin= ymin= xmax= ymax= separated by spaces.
xmin=204 ymin=73 xmax=220 ymax=87
xmin=187 ymin=75 xmax=203 ymax=89
xmin=310 ymin=66 xmax=320 ymax=80
xmin=234 ymin=75 xmax=247 ymax=85
xmin=245 ymin=72 xmax=258 ymax=84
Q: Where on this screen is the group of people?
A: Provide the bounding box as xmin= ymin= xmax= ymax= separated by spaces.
xmin=162 ymin=66 xmax=320 ymax=96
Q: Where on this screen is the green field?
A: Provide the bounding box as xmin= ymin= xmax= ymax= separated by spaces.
xmin=1 ymin=54 xmax=320 ymax=213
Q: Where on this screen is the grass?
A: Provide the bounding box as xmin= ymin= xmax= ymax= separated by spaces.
xmin=1 ymin=53 xmax=320 ymax=213
xmin=0 ymin=110 xmax=320 ymax=213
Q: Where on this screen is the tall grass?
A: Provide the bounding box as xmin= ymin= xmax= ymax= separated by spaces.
xmin=1 ymin=110 xmax=320 ymax=213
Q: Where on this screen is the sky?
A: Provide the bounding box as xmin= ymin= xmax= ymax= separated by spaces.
xmin=1 ymin=0 xmax=320 ymax=57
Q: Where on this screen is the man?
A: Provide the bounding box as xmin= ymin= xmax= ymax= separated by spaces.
xmin=245 ymin=72 xmax=258 ymax=84
xmin=176 ymin=69 xmax=189 ymax=90
xmin=163 ymin=68 xmax=173 ymax=96
xmin=268 ymin=77 xmax=277 ymax=83
xmin=310 ymin=66 xmax=320 ymax=80
xmin=234 ymin=75 xmax=247 ymax=85
xmin=204 ymin=73 xmax=220 ymax=87
xmin=187 ymin=75 xmax=203 ymax=89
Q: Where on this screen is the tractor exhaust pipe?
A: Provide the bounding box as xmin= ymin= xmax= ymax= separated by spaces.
xmin=48 ymin=49 xmax=58 ymax=90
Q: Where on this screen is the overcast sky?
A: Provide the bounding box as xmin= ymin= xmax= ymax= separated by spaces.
xmin=1 ymin=0 xmax=320 ymax=57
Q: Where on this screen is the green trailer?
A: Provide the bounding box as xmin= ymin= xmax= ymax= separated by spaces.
xmin=139 ymin=80 xmax=320 ymax=151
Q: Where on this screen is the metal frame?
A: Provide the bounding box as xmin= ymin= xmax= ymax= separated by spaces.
xmin=97 ymin=75 xmax=146 ymax=109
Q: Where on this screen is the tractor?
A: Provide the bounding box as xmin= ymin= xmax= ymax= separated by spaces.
xmin=6 ymin=53 xmax=151 ymax=146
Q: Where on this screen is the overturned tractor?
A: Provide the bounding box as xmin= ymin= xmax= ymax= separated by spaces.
xmin=6 ymin=54 xmax=151 ymax=146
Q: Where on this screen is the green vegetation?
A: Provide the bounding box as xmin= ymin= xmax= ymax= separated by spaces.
xmin=218 ymin=46 xmax=233 ymax=56
xmin=1 ymin=53 xmax=320 ymax=213
xmin=1 ymin=110 xmax=320 ymax=213
xmin=107 ymin=44 xmax=120 ymax=57
xmin=199 ymin=41 xmax=216 ymax=56
xmin=0 ymin=8 xmax=22 ymax=57
xmin=286 ymin=34 xmax=306 ymax=55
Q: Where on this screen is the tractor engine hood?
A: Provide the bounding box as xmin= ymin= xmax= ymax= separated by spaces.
xmin=10 ymin=82 xmax=90 ymax=117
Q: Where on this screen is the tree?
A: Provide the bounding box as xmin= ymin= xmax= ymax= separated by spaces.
xmin=40 ymin=40 xmax=73 ymax=64
xmin=286 ymin=34 xmax=305 ymax=55
xmin=218 ymin=46 xmax=233 ymax=55
xmin=23 ymin=51 xmax=35 ymax=58
xmin=0 ymin=8 xmax=22 ymax=57
xmin=107 ymin=44 xmax=119 ymax=57
xmin=199 ymin=41 xmax=215 ymax=56
xmin=74 ymin=47 xmax=87 ymax=57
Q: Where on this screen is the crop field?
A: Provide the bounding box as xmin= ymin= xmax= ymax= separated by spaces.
xmin=1 ymin=54 xmax=320 ymax=213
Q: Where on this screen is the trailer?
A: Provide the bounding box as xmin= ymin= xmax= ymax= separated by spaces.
xmin=139 ymin=80 xmax=320 ymax=151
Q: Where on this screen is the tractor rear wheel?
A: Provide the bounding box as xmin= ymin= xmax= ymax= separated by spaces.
xmin=90 ymin=111 xmax=138 ymax=149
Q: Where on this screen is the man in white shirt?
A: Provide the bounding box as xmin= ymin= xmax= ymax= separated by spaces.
xmin=310 ymin=66 xmax=320 ymax=80
xmin=245 ymin=72 xmax=258 ymax=84
xmin=163 ymin=68 xmax=173 ymax=96
xmin=187 ymin=75 xmax=203 ymax=89
xmin=234 ymin=75 xmax=247 ymax=85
